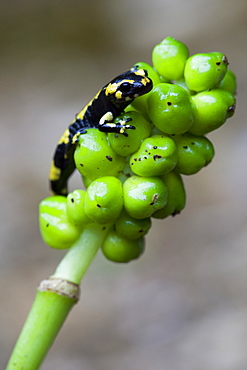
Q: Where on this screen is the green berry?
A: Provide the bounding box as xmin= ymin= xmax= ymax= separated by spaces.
xmin=131 ymin=62 xmax=161 ymax=116
xmin=129 ymin=135 xmax=177 ymax=176
xmin=152 ymin=37 xmax=189 ymax=80
xmin=114 ymin=209 xmax=152 ymax=240
xmin=152 ymin=171 xmax=186 ymax=219
xmin=173 ymin=78 xmax=191 ymax=93
xmin=74 ymin=129 xmax=126 ymax=182
xmin=81 ymin=175 xmax=92 ymax=189
xmin=190 ymin=89 xmax=236 ymax=135
xmin=124 ymin=104 xmax=140 ymax=113
xmin=158 ymin=74 xmax=170 ymax=83
xmin=101 ymin=229 xmax=145 ymax=263
xmin=184 ymin=52 xmax=228 ymax=92
xmin=39 ymin=196 xmax=81 ymax=249
xmin=116 ymin=160 xmax=135 ymax=184
xmin=218 ymin=69 xmax=237 ymax=95
xmin=172 ymin=133 xmax=214 ymax=175
xmin=84 ymin=176 xmax=123 ymax=224
xmin=147 ymin=83 xmax=194 ymax=134
xmin=108 ymin=111 xmax=151 ymax=157
xmin=66 ymin=190 xmax=91 ymax=227
xmin=123 ymin=175 xmax=168 ymax=219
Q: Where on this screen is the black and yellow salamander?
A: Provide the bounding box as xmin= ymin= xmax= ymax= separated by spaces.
xmin=49 ymin=66 xmax=153 ymax=196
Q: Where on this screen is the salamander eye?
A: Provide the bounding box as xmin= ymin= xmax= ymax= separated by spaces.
xmin=120 ymin=82 xmax=131 ymax=91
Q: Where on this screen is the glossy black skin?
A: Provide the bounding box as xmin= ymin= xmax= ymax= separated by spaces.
xmin=50 ymin=67 xmax=153 ymax=196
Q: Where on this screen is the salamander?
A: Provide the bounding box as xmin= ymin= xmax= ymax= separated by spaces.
xmin=49 ymin=66 xmax=153 ymax=196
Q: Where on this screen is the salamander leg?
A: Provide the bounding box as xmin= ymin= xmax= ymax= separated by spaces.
xmin=98 ymin=112 xmax=135 ymax=136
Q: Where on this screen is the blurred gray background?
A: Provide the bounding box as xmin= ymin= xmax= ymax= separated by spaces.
xmin=1 ymin=1 xmax=246 ymax=369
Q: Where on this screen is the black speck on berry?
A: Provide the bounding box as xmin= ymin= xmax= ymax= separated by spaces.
xmin=153 ymin=154 xmax=162 ymax=160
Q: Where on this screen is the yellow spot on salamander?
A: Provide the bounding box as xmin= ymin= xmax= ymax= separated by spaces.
xmin=105 ymin=82 xmax=118 ymax=95
xmin=133 ymin=68 xmax=150 ymax=86
xmin=72 ymin=132 xmax=81 ymax=144
xmin=107 ymin=123 xmax=118 ymax=128
xmin=105 ymin=79 xmax=135 ymax=97
xmin=99 ymin=111 xmax=114 ymax=126
xmin=58 ymin=129 xmax=70 ymax=145
xmin=76 ymin=90 xmax=101 ymax=120
xmin=141 ymin=77 xmax=150 ymax=86
xmin=134 ymin=69 xmax=146 ymax=77
xmin=49 ymin=161 xmax=61 ymax=181
xmin=116 ymin=90 xmax=122 ymax=99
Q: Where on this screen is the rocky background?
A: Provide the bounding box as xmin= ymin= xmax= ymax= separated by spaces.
xmin=1 ymin=1 xmax=246 ymax=369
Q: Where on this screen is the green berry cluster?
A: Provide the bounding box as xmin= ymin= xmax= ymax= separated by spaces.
xmin=40 ymin=36 xmax=236 ymax=263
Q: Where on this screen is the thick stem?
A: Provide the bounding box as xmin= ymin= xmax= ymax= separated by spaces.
xmin=6 ymin=287 xmax=78 ymax=370
xmin=6 ymin=223 xmax=110 ymax=370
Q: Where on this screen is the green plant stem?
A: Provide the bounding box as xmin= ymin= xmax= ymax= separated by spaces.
xmin=6 ymin=223 xmax=110 ymax=370
xmin=52 ymin=223 xmax=111 ymax=284
xmin=6 ymin=289 xmax=77 ymax=370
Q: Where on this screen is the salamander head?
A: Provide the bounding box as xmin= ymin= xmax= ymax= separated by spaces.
xmin=105 ymin=67 xmax=153 ymax=103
